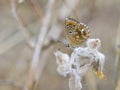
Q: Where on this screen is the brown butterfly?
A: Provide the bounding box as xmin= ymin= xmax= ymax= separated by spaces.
xmin=65 ymin=18 xmax=91 ymax=47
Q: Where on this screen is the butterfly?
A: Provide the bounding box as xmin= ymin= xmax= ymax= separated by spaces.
xmin=65 ymin=18 xmax=91 ymax=47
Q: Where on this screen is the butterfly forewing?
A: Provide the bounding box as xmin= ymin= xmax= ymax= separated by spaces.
xmin=65 ymin=18 xmax=91 ymax=47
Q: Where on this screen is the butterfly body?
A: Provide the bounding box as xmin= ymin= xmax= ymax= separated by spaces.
xmin=65 ymin=18 xmax=91 ymax=47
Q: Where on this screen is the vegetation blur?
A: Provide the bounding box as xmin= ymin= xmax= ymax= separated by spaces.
xmin=0 ymin=0 xmax=120 ymax=90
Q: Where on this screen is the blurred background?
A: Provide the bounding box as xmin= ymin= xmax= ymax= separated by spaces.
xmin=0 ymin=0 xmax=120 ymax=90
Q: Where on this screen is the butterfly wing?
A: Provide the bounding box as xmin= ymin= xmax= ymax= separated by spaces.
xmin=65 ymin=18 xmax=79 ymax=47
xmin=65 ymin=18 xmax=91 ymax=47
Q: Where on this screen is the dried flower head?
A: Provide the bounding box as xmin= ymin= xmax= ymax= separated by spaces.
xmin=54 ymin=38 xmax=106 ymax=90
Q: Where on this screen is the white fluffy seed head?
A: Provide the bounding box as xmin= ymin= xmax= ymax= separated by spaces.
xmin=54 ymin=51 xmax=69 ymax=65
xmin=54 ymin=38 xmax=105 ymax=90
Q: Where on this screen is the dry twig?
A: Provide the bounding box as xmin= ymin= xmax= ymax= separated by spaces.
xmin=11 ymin=0 xmax=35 ymax=49
xmin=45 ymin=0 xmax=81 ymax=46
xmin=25 ymin=0 xmax=55 ymax=90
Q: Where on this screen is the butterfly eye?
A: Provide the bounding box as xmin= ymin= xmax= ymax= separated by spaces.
xmin=69 ymin=30 xmax=74 ymax=34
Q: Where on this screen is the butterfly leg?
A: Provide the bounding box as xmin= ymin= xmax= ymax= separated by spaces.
xmin=66 ymin=44 xmax=70 ymax=48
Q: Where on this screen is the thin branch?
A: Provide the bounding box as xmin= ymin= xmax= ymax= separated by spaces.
xmin=45 ymin=0 xmax=81 ymax=46
xmin=115 ymin=20 xmax=120 ymax=90
xmin=10 ymin=0 xmax=35 ymax=49
xmin=30 ymin=0 xmax=43 ymax=17
xmin=25 ymin=0 xmax=55 ymax=90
